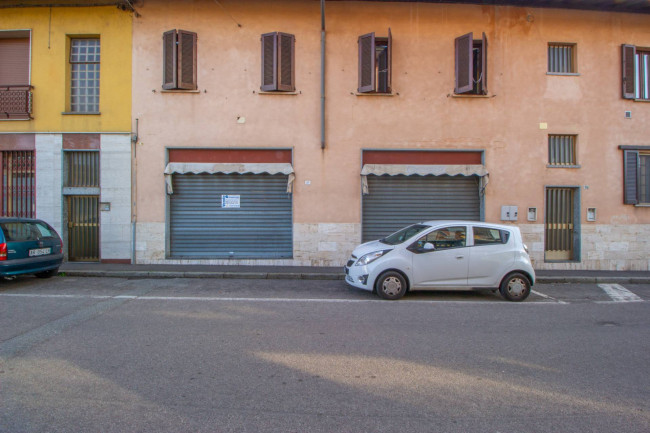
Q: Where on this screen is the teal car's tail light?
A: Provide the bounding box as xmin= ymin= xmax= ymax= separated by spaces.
xmin=0 ymin=243 xmax=6 ymax=261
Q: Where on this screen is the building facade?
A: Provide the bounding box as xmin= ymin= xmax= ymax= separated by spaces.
xmin=130 ymin=0 xmax=650 ymax=270
xmin=0 ymin=3 xmax=133 ymax=263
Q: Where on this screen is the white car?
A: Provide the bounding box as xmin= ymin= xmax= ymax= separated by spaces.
xmin=344 ymin=221 xmax=535 ymax=301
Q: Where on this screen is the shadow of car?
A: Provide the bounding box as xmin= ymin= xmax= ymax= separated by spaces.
xmin=0 ymin=218 xmax=64 ymax=279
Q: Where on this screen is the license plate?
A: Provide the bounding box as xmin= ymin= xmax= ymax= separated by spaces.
xmin=29 ymin=248 xmax=51 ymax=257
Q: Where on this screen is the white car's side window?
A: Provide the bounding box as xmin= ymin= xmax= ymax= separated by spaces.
xmin=413 ymin=226 xmax=466 ymax=252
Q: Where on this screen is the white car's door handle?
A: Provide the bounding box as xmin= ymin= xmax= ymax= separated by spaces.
xmin=456 ymin=255 xmax=464 ymax=259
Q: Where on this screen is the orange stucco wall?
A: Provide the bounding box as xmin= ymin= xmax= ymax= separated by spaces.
xmin=132 ymin=0 xmax=650 ymax=227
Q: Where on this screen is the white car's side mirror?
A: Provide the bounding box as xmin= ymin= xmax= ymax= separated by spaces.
xmin=423 ymin=242 xmax=435 ymax=251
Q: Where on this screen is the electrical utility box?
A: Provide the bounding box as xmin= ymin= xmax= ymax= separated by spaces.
xmin=501 ymin=205 xmax=518 ymax=221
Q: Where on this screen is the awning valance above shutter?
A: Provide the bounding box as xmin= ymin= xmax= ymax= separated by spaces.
xmin=164 ymin=162 xmax=295 ymax=194
xmin=360 ymin=164 xmax=489 ymax=194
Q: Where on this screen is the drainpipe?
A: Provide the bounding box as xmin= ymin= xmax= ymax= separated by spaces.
xmin=320 ymin=0 xmax=326 ymax=149
xmin=131 ymin=118 xmax=138 ymax=264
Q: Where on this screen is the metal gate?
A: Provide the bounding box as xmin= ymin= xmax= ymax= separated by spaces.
xmin=1 ymin=151 xmax=35 ymax=218
xmin=64 ymin=151 xmax=100 ymax=261
xmin=545 ymin=187 xmax=575 ymax=261
xmin=67 ymin=195 xmax=99 ymax=261
xmin=169 ymin=173 xmax=292 ymax=259
xmin=362 ymin=175 xmax=481 ymax=242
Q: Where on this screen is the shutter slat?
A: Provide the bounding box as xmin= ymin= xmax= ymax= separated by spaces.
xmin=624 ymin=150 xmax=639 ymax=204
xmin=278 ymin=32 xmax=295 ymax=92
xmin=162 ymin=30 xmax=177 ymax=89
xmin=177 ymin=30 xmax=197 ymax=90
xmin=261 ymin=32 xmax=277 ymax=91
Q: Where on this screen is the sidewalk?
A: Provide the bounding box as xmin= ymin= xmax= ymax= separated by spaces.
xmin=59 ymin=262 xmax=650 ymax=284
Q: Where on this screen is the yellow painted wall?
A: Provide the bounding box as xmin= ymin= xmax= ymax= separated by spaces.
xmin=0 ymin=6 xmax=132 ymax=132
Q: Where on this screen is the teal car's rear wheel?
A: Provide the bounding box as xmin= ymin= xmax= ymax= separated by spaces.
xmin=35 ymin=268 xmax=59 ymax=279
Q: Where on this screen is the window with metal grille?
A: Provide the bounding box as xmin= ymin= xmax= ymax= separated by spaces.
xmin=548 ymin=135 xmax=577 ymax=166
xmin=1 ymin=151 xmax=35 ymax=218
xmin=70 ymin=38 xmax=100 ymax=112
xmin=548 ymin=43 xmax=576 ymax=74
xmin=64 ymin=151 xmax=100 ymax=187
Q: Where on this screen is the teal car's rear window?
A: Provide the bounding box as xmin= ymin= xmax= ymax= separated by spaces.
xmin=1 ymin=222 xmax=56 ymax=242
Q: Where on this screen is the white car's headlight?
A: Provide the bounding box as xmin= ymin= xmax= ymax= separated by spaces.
xmin=355 ymin=250 xmax=391 ymax=266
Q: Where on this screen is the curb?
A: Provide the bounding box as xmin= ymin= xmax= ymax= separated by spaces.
xmin=59 ymin=270 xmax=650 ymax=284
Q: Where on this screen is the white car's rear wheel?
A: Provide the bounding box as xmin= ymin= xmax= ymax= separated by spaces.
xmin=499 ymin=273 xmax=531 ymax=302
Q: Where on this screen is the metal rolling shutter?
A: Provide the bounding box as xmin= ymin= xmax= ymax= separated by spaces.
xmin=362 ymin=175 xmax=480 ymax=242
xmin=170 ymin=173 xmax=292 ymax=258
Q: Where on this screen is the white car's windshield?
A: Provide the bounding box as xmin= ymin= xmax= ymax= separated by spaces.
xmin=380 ymin=224 xmax=431 ymax=245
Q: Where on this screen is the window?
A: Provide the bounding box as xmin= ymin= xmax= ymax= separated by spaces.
xmin=358 ymin=29 xmax=392 ymax=94
xmin=1 ymin=151 xmax=34 ymax=218
xmin=548 ymin=43 xmax=577 ymax=74
xmin=64 ymin=151 xmax=100 ymax=188
xmin=455 ymin=32 xmax=487 ymax=95
xmin=473 ymin=227 xmax=509 ymax=245
xmin=70 ymin=38 xmax=100 ymax=113
xmin=162 ymin=30 xmax=197 ymax=90
xmin=412 ymin=226 xmax=466 ymax=252
xmin=548 ymin=135 xmax=577 ymax=166
xmin=0 ymin=30 xmax=32 ymax=119
xmin=261 ymin=32 xmax=295 ymax=92
xmin=622 ymin=45 xmax=649 ymax=100
xmin=623 ymin=148 xmax=650 ymax=204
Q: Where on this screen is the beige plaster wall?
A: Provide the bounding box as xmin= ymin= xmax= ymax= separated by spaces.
xmin=132 ymin=0 xmax=650 ymax=266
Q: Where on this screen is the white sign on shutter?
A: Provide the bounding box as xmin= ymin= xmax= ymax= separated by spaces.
xmin=221 ymin=195 xmax=240 ymax=208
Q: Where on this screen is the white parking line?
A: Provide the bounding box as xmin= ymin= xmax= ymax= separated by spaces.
xmin=598 ymin=284 xmax=643 ymax=302
xmin=531 ymin=290 xmax=568 ymax=304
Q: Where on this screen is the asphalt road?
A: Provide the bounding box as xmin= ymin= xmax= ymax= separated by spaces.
xmin=1 ymin=276 xmax=649 ymax=433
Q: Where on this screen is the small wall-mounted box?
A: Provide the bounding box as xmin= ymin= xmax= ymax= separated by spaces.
xmin=501 ymin=205 xmax=518 ymax=221
xmin=100 ymin=202 xmax=111 ymax=212
xmin=527 ymin=207 xmax=537 ymax=222
xmin=587 ymin=208 xmax=597 ymax=222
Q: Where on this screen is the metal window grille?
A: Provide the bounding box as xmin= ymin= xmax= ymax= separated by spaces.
xmin=70 ymin=39 xmax=100 ymax=113
xmin=548 ymin=135 xmax=577 ymax=166
xmin=64 ymin=151 xmax=100 ymax=187
xmin=548 ymin=43 xmax=575 ymax=73
xmin=640 ymin=154 xmax=650 ymax=204
xmin=1 ymin=151 xmax=35 ymax=218
xmin=635 ymin=51 xmax=650 ymax=100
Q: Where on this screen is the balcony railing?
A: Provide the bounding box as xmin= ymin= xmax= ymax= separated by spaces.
xmin=0 ymin=85 xmax=33 ymax=120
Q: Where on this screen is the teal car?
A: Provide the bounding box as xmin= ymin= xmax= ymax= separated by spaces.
xmin=0 ymin=218 xmax=64 ymax=278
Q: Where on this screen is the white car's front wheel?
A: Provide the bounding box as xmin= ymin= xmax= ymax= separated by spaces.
xmin=375 ymin=271 xmax=407 ymax=300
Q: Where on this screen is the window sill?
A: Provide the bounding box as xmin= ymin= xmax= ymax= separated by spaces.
xmin=633 ymin=98 xmax=650 ymax=103
xmin=159 ymin=89 xmax=201 ymax=94
xmin=62 ymin=112 xmax=101 ymax=115
xmin=450 ymin=93 xmax=495 ymax=98
xmin=634 ymin=204 xmax=650 ymax=207
xmin=354 ymin=91 xmax=397 ymax=96
xmin=546 ymin=72 xmax=580 ymax=76
xmin=547 ymin=164 xmax=581 ymax=169
xmin=257 ymin=90 xmax=300 ymax=95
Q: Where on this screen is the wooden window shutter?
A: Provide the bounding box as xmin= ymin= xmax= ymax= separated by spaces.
xmin=480 ymin=32 xmax=488 ymax=95
xmin=177 ymin=30 xmax=197 ymax=90
xmin=261 ymin=32 xmax=277 ymax=91
xmin=162 ymin=30 xmax=177 ymax=90
xmin=0 ymin=37 xmax=30 ymax=85
xmin=623 ymin=150 xmax=639 ymax=204
xmin=278 ymin=32 xmax=295 ymax=92
xmin=387 ymin=28 xmax=392 ymax=93
xmin=622 ymin=44 xmax=636 ymax=99
xmin=358 ymin=32 xmax=375 ymax=93
xmin=455 ymin=32 xmax=473 ymax=94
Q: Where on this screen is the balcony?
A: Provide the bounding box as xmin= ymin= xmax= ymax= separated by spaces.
xmin=0 ymin=85 xmax=33 ymax=120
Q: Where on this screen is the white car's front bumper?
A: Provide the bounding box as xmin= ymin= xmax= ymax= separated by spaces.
xmin=344 ymin=263 xmax=373 ymax=291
